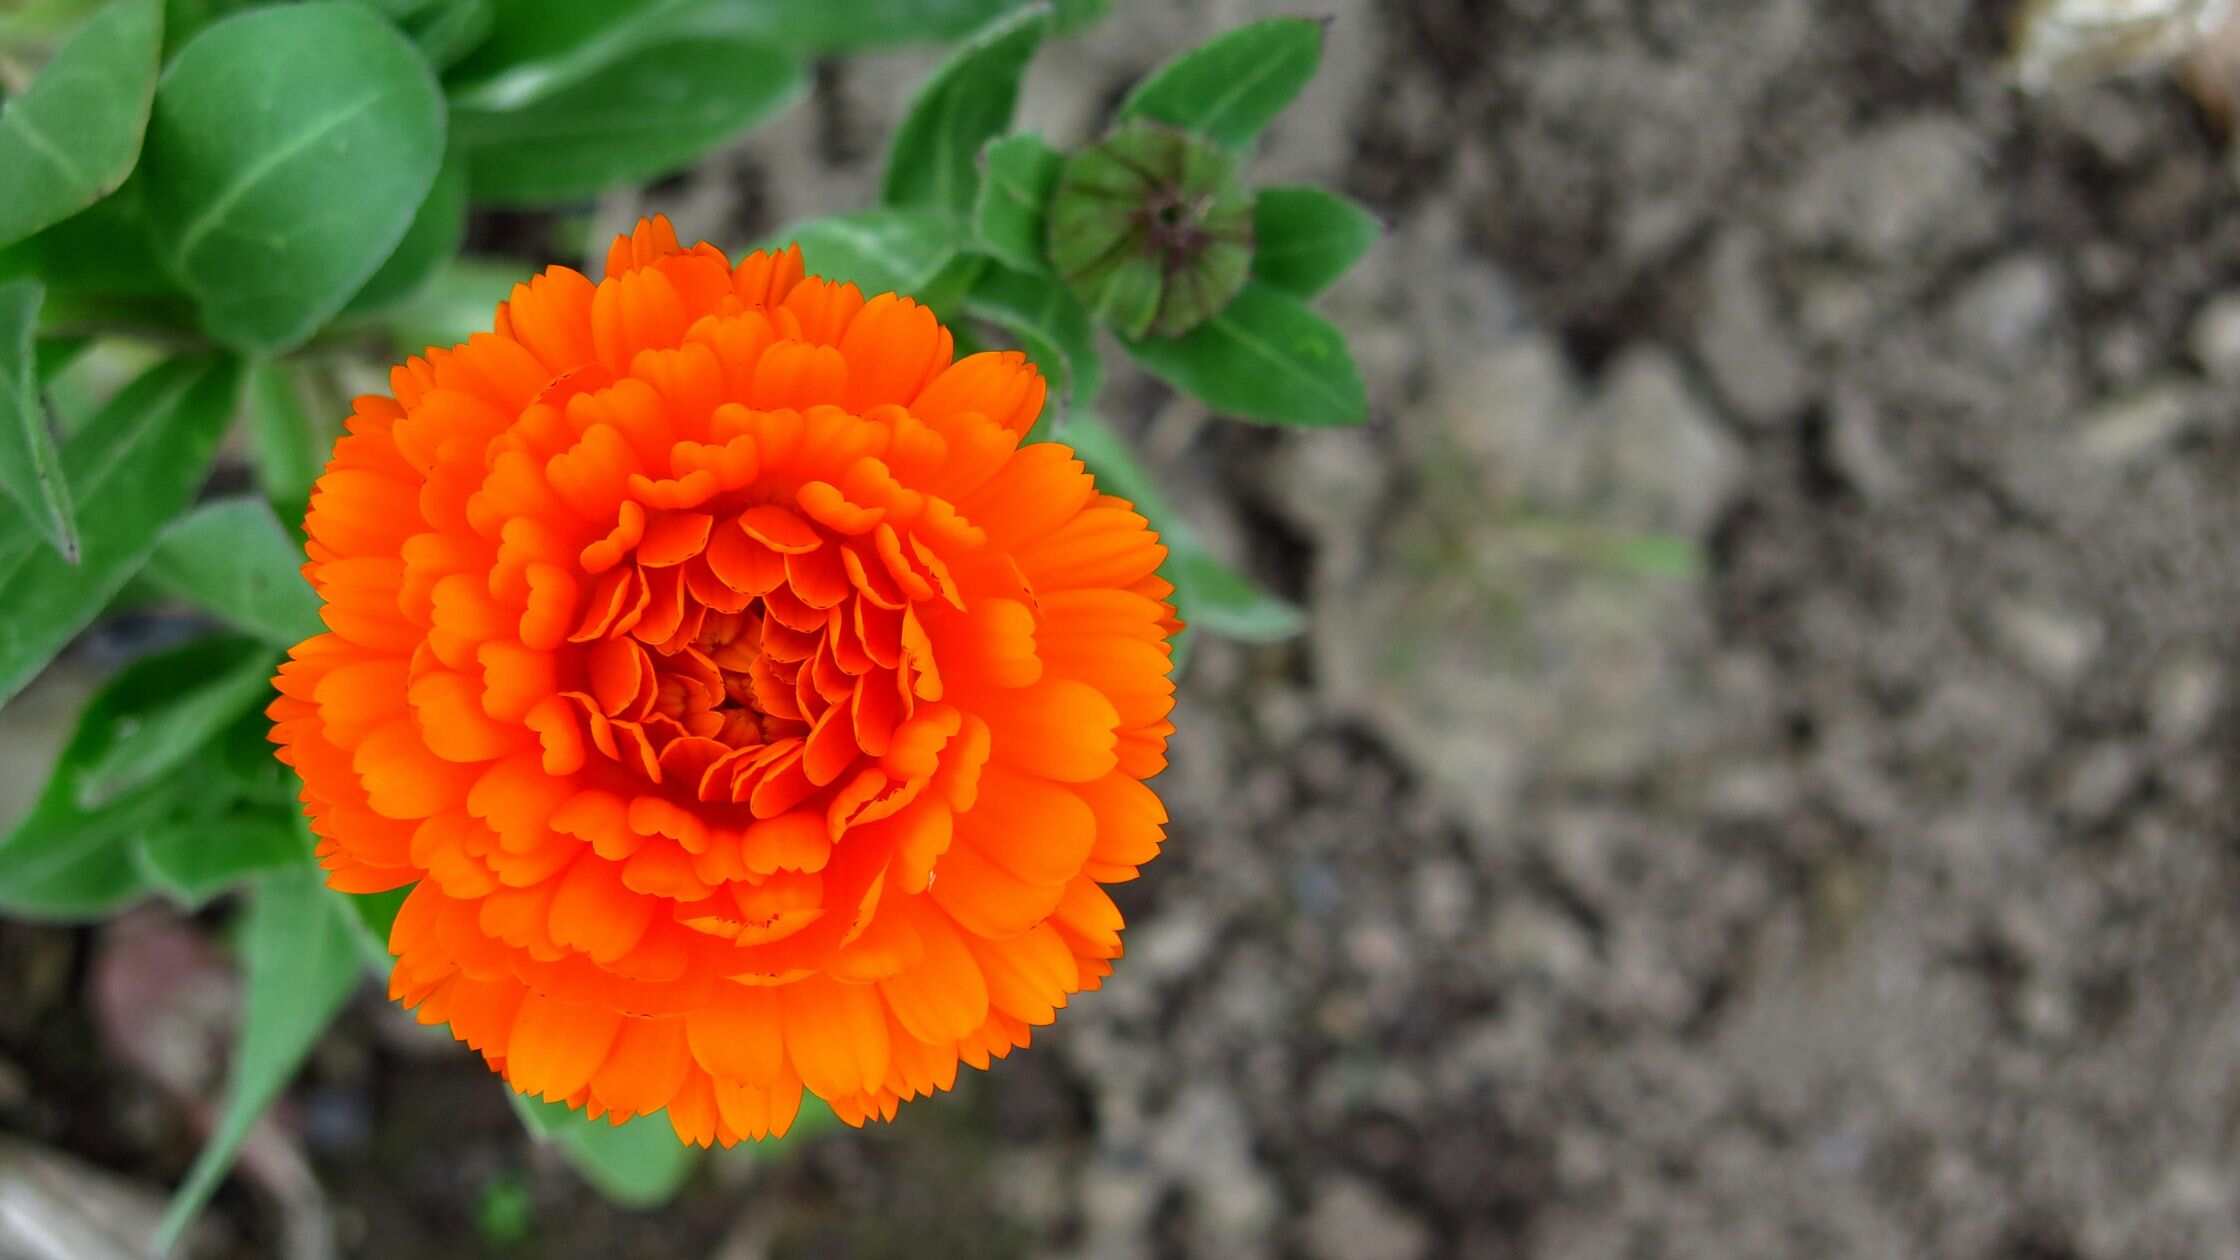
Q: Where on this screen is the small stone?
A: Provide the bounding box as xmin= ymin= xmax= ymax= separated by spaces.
xmin=1826 ymin=388 xmax=1909 ymax=501
xmin=2058 ymin=741 xmax=2141 ymax=823
xmin=1697 ymin=229 xmax=1811 ymax=425
xmin=1949 ymin=255 xmax=2060 ymax=358
xmin=1780 ymin=116 xmax=1990 ymax=260
xmin=1593 ymin=347 xmax=1743 ymax=537
xmin=1301 ymin=1175 xmax=1431 ymax=1260
xmin=2149 ymin=651 xmax=2224 ymax=743
xmin=2072 ymin=382 xmax=2199 ymax=465
xmin=1990 ymin=599 xmax=2102 ymax=685
xmin=2188 ymin=292 xmax=2240 ymax=380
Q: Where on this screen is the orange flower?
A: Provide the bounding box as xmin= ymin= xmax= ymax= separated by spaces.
xmin=269 ymin=217 xmax=1177 ymax=1143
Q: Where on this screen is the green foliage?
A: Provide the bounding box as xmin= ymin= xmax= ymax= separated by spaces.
xmin=243 ymin=359 xmax=326 ymax=515
xmin=0 ymin=635 xmax=292 ymax=919
xmin=454 ymin=34 xmax=801 ymax=204
xmin=735 ymin=0 xmax=1029 ymax=51
xmin=970 ymin=133 xmax=1062 ymax=274
xmin=0 ymin=281 xmax=76 ymax=560
xmin=141 ymin=3 xmax=445 ymax=351
xmin=773 ymin=209 xmax=961 ymax=298
xmin=1116 ymin=16 xmax=1324 ymax=149
xmin=154 ymin=860 xmax=363 ymax=1254
xmin=144 ymin=496 xmax=325 ymax=645
xmin=882 ymin=4 xmax=1048 ymax=218
xmin=1250 ymin=185 xmax=1380 ymax=298
xmin=0 ymin=0 xmax=164 ymax=250
xmin=71 ymin=636 xmax=276 ymax=809
xmin=346 ymin=154 xmax=469 ymax=315
xmin=1124 ymin=282 xmax=1366 ymax=426
xmin=0 ymin=354 xmax=239 ymax=705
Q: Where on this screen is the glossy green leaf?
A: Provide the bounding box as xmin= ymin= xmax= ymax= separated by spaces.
xmin=0 ymin=0 xmax=164 ymax=250
xmin=964 ymin=263 xmax=1099 ymax=414
xmin=141 ymin=3 xmax=446 ymax=351
xmin=134 ymin=808 xmax=303 ymax=906
xmin=444 ymin=0 xmax=703 ymax=111
xmin=0 ymin=355 xmax=241 ymax=707
xmin=509 ymin=1092 xmax=700 ymax=1209
xmin=1116 ymin=16 xmax=1323 ymax=150
xmin=346 ymin=154 xmax=470 ymax=315
xmin=455 ymin=34 xmax=800 ymax=205
xmin=372 ymin=256 xmax=532 ymax=355
xmin=0 ymin=636 xmax=255 ymax=919
xmin=970 ymin=133 xmax=1061 ymax=274
xmin=0 ymin=180 xmax=183 ymax=301
xmin=729 ymin=0 xmax=1029 ymax=51
xmin=774 ymin=209 xmax=960 ymax=298
xmin=1251 ymin=185 xmax=1378 ymax=298
xmin=334 ymin=882 xmax=410 ymax=972
xmin=73 ymin=638 xmax=277 ymax=809
xmin=1124 ymin=281 xmax=1364 ymax=427
xmin=0 ymin=281 xmax=76 ymax=561
xmin=1060 ymin=411 xmax=1302 ymax=642
xmin=243 ymin=361 xmax=325 ymax=517
xmin=143 ymin=496 xmax=322 ymax=646
xmin=881 ymin=4 xmax=1048 ymax=218
xmin=397 ymin=0 xmax=493 ymax=68
xmin=33 ymin=337 xmax=92 ymax=386
xmin=154 ymin=863 xmax=362 ymax=1254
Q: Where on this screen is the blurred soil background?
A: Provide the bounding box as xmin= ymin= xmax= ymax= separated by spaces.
xmin=13 ymin=0 xmax=2240 ymax=1256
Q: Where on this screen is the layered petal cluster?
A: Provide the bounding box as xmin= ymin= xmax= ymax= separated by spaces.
xmin=269 ymin=218 xmax=1177 ymax=1143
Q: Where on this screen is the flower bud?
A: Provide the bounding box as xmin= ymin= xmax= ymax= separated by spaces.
xmin=1048 ymin=120 xmax=1253 ymax=340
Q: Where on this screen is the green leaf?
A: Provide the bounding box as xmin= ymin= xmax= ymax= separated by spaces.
xmin=145 ymin=496 xmax=317 ymax=634
xmin=509 ymin=1092 xmax=701 ymax=1209
xmin=345 ymin=154 xmax=469 ymax=315
xmin=154 ymin=863 xmax=362 ymax=1255
xmin=1124 ymin=281 xmax=1364 ymax=426
xmin=1059 ymin=411 xmax=1302 ymax=642
xmin=970 ymin=133 xmax=1061 ymax=275
xmin=963 ymin=263 xmax=1099 ymax=414
xmin=141 ymin=2 xmax=446 ymax=351
xmin=881 ymin=4 xmax=1048 ymax=218
xmin=728 ymin=0 xmax=1031 ymax=51
xmin=397 ymin=0 xmax=493 ymax=68
xmin=243 ymin=361 xmax=326 ymax=517
xmin=134 ymin=808 xmax=304 ymax=906
xmin=456 ymin=34 xmax=801 ymax=205
xmin=334 ymin=882 xmax=410 ymax=972
xmin=73 ymin=637 xmax=277 ymax=809
xmin=0 ymin=0 xmax=165 ymax=250
xmin=143 ymin=497 xmax=322 ymax=646
xmin=372 ymin=256 xmax=533 ymax=355
xmin=33 ymin=337 xmax=93 ymax=386
xmin=0 ymin=354 xmax=242 ymax=707
xmin=0 ymin=179 xmax=184 ymax=301
xmin=0 ymin=281 xmax=76 ymax=561
xmin=1116 ymin=16 xmax=1324 ymax=150
xmin=774 ymin=209 xmax=960 ymax=298
xmin=444 ymin=0 xmax=701 ymax=111
xmin=0 ymin=636 xmax=255 ymax=919
xmin=1250 ymin=185 xmax=1379 ymax=298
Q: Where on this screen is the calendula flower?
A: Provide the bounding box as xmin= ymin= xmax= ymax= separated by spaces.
xmin=269 ymin=217 xmax=1177 ymax=1143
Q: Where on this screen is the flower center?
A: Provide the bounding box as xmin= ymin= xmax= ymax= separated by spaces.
xmin=554 ymin=491 xmax=921 ymax=825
